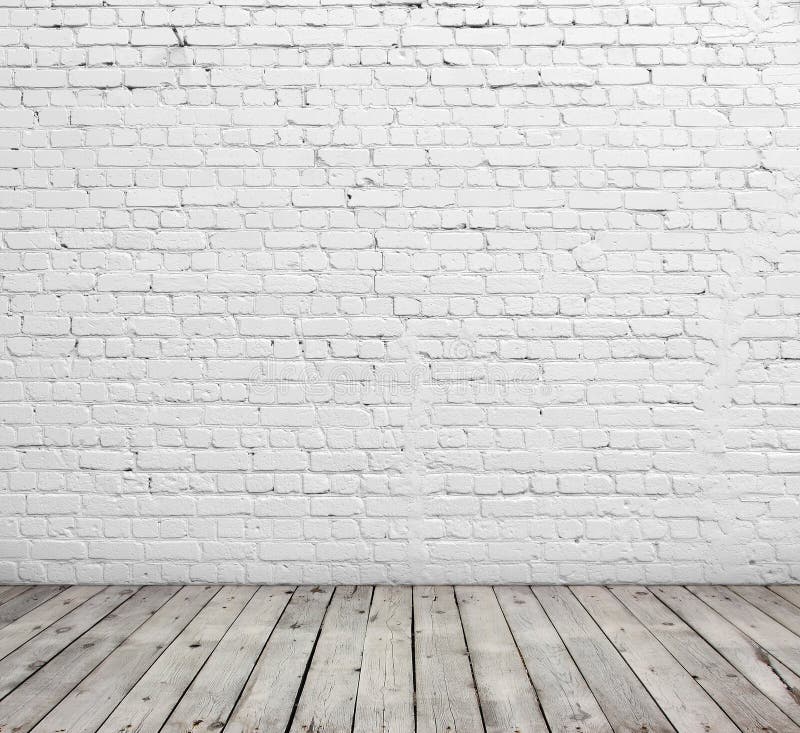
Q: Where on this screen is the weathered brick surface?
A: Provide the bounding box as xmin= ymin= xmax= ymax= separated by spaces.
xmin=1 ymin=0 xmax=799 ymax=584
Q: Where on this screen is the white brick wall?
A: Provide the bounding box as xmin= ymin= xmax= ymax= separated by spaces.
xmin=1 ymin=0 xmax=799 ymax=585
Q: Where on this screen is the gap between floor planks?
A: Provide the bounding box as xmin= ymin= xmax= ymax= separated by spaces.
xmin=0 ymin=584 xmax=799 ymax=732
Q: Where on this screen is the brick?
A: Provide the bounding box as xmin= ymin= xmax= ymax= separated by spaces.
xmin=0 ymin=0 xmax=793 ymax=587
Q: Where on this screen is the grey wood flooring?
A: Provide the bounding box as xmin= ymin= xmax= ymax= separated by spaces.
xmin=0 ymin=584 xmax=799 ymax=732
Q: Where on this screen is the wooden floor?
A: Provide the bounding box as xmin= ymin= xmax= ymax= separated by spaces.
xmin=1 ymin=586 xmax=800 ymax=732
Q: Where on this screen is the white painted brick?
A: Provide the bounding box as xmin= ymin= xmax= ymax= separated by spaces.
xmin=0 ymin=0 xmax=796 ymax=586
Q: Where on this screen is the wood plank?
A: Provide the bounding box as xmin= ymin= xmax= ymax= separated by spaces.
xmin=0 ymin=586 xmax=137 ymax=700
xmin=289 ymin=585 xmax=373 ymax=733
xmin=612 ymin=585 xmax=800 ymax=733
xmin=30 ymin=585 xmax=219 ymax=733
xmin=770 ymin=586 xmax=800 ymax=611
xmin=4 ymin=582 xmax=798 ymax=733
xmin=652 ymin=585 xmax=800 ymax=726
xmin=495 ymin=586 xmax=612 ymax=733
xmin=572 ymin=586 xmax=737 ymax=732
xmin=352 ymin=586 xmax=414 ymax=733
xmin=0 ymin=586 xmax=178 ymax=733
xmin=0 ymin=585 xmax=103 ymax=662
xmin=161 ymin=586 xmax=294 ymax=733
xmin=225 ymin=585 xmax=334 ymax=733
xmin=97 ymin=585 xmax=257 ymax=733
xmin=731 ymin=585 xmax=800 ymax=638
xmin=0 ymin=585 xmax=68 ymax=629
xmin=532 ymin=586 xmax=675 ymax=733
xmin=0 ymin=585 xmax=30 ymax=606
xmin=689 ymin=585 xmax=800 ymax=676
xmin=456 ymin=586 xmax=548 ymax=733
xmin=414 ymin=585 xmax=485 ymax=733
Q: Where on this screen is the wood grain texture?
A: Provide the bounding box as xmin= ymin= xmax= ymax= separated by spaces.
xmin=97 ymin=585 xmax=256 ymax=733
xmin=495 ymin=586 xmax=612 ymax=733
xmin=732 ymin=586 xmax=800 ymax=638
xmin=0 ymin=586 xmax=137 ymax=700
xmin=533 ymin=586 xmax=675 ymax=733
xmin=0 ymin=586 xmax=30 ymax=606
xmin=225 ymin=585 xmax=334 ymax=733
xmin=414 ymin=585 xmax=485 ymax=733
xmin=770 ymin=586 xmax=800 ymax=611
xmin=353 ymin=585 xmax=414 ymax=733
xmin=0 ymin=586 xmax=178 ymax=733
xmin=572 ymin=586 xmax=737 ymax=732
xmin=29 ymin=585 xmax=219 ymax=733
xmin=456 ymin=586 xmax=548 ymax=733
xmin=1 ymin=584 xmax=798 ymax=733
xmin=689 ymin=585 xmax=800 ymax=677
xmin=652 ymin=585 xmax=800 ymax=726
xmin=0 ymin=586 xmax=68 ymax=629
xmin=0 ymin=585 xmax=105 ymax=663
xmin=612 ymin=585 xmax=798 ymax=733
xmin=289 ymin=585 xmax=373 ymax=733
xmin=161 ymin=585 xmax=294 ymax=733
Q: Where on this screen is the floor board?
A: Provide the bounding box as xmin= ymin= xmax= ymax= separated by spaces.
xmin=0 ymin=585 xmax=31 ymax=607
xmin=414 ymin=585 xmax=484 ymax=733
xmin=770 ymin=585 xmax=800 ymax=611
xmin=730 ymin=585 xmax=800 ymax=638
xmin=653 ymin=585 xmax=800 ymax=727
xmin=612 ymin=585 xmax=798 ymax=733
xmin=97 ymin=585 xmax=256 ymax=733
xmin=0 ymin=584 xmax=798 ymax=733
xmin=0 ymin=586 xmax=178 ymax=733
xmin=689 ymin=585 xmax=800 ymax=676
xmin=0 ymin=587 xmax=137 ymax=701
xmin=572 ymin=586 xmax=737 ymax=732
xmin=534 ymin=586 xmax=675 ymax=733
xmin=495 ymin=585 xmax=612 ymax=733
xmin=289 ymin=585 xmax=372 ymax=733
xmin=456 ymin=586 xmax=548 ymax=733
xmin=29 ymin=585 xmax=218 ymax=733
xmin=0 ymin=585 xmax=69 ymax=630
xmin=225 ymin=585 xmax=333 ymax=733
xmin=161 ymin=585 xmax=294 ymax=733
xmin=0 ymin=586 xmax=105 ymax=663
xmin=353 ymin=585 xmax=414 ymax=733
